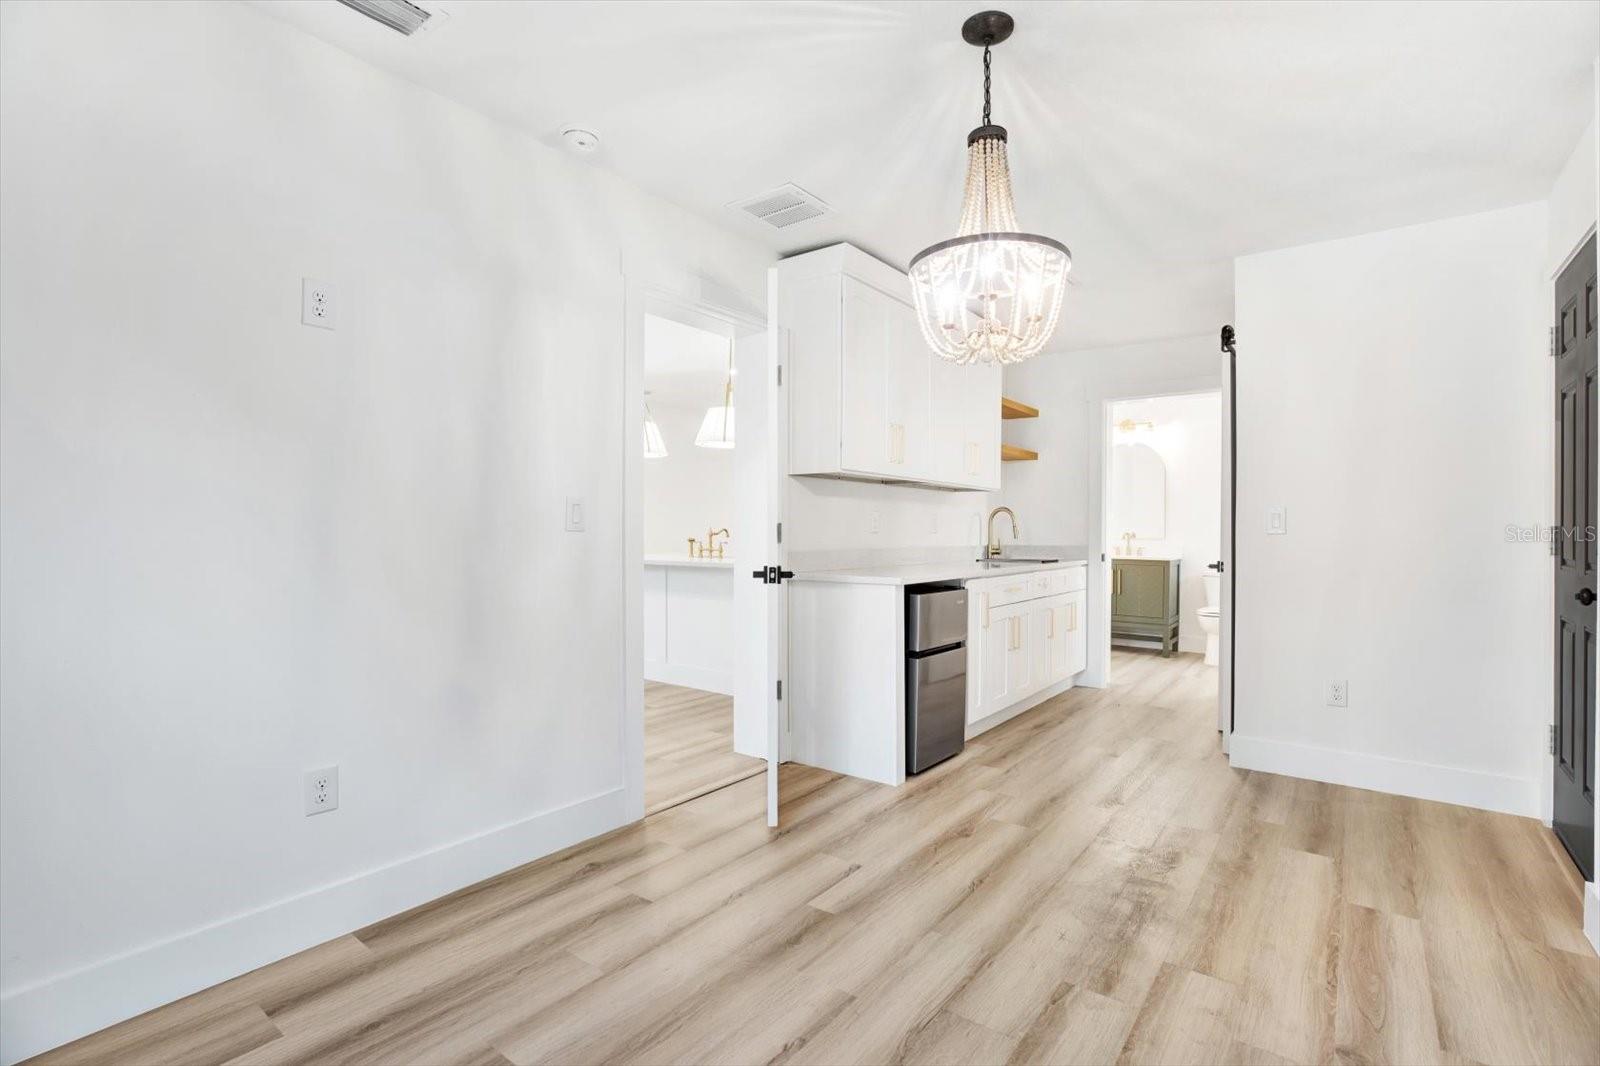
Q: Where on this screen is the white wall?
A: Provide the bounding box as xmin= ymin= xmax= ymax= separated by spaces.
xmin=1231 ymin=201 xmax=1549 ymax=817
xmin=784 ymin=477 xmax=993 ymax=571
xmin=642 ymin=399 xmax=735 ymax=555
xmin=1546 ymin=112 xmax=1596 ymax=276
xmin=1108 ymin=393 xmax=1223 ymax=653
xmin=0 ymin=2 xmax=770 ymax=1060
xmin=1001 ymin=334 xmax=1222 ymax=551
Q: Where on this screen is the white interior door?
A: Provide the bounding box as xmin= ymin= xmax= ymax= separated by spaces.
xmin=1218 ymin=328 xmax=1235 ymax=742
xmin=733 ymin=275 xmax=786 ymax=826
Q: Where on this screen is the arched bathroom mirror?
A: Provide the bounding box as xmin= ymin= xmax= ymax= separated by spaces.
xmin=1110 ymin=442 xmax=1167 ymax=539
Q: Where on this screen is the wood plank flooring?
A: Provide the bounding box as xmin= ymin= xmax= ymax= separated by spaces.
xmin=30 ymin=651 xmax=1599 ymax=1066
xmin=644 ymin=682 xmax=763 ymax=814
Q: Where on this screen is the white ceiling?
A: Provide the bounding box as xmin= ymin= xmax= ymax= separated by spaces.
xmin=257 ymin=0 xmax=1598 ymax=351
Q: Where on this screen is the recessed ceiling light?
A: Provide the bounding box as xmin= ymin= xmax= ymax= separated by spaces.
xmin=561 ymin=126 xmax=601 ymax=153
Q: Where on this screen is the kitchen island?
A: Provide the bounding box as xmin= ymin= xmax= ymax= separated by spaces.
xmin=787 ymin=558 xmax=1089 ymax=785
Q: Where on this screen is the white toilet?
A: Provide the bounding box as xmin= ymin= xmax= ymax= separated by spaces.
xmin=1198 ymin=572 xmax=1221 ymax=666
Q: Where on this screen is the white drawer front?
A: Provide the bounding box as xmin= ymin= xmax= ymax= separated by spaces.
xmin=971 ymin=566 xmax=1086 ymax=606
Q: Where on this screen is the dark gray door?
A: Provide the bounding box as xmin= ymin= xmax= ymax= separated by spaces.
xmin=1554 ymin=234 xmax=1597 ymax=881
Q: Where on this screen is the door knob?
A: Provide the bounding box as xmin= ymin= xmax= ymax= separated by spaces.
xmin=1207 ymin=560 xmax=1225 ymax=573
xmin=1578 ymin=588 xmax=1596 ymax=606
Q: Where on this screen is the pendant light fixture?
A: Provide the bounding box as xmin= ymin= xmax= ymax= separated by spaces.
xmin=909 ymin=10 xmax=1071 ymax=366
xmin=694 ymin=343 xmax=735 ymax=449
xmin=642 ymin=393 xmax=668 ymax=459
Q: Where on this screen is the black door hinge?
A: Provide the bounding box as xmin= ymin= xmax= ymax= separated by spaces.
xmin=777 ymin=679 xmax=783 ymax=700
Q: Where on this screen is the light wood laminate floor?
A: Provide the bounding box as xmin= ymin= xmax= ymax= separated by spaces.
xmin=30 ymin=651 xmax=1599 ymax=1066
xmin=644 ymin=682 xmax=764 ymax=814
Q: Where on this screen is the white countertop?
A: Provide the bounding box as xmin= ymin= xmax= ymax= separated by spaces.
xmin=790 ymin=558 xmax=1087 ymax=586
xmin=643 ymin=554 xmax=735 ymax=569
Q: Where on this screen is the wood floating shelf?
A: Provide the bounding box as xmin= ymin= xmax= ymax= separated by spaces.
xmin=1001 ymin=396 xmax=1039 ymax=420
xmin=1001 ymin=444 xmax=1038 ymax=462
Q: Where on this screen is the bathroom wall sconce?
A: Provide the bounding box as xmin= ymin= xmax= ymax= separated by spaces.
xmin=1115 ymin=418 xmax=1155 ymax=435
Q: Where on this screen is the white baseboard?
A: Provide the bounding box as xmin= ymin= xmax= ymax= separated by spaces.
xmin=967 ymin=676 xmax=1078 ymax=740
xmin=643 ymin=659 xmax=733 ymax=696
xmin=1585 ymin=882 xmax=1599 ymax=956
xmin=0 ymin=786 xmax=629 ymax=1066
xmin=1227 ymin=734 xmax=1538 ymax=818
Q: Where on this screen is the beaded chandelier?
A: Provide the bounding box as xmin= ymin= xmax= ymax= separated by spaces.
xmin=908 ymin=11 xmax=1071 ymax=366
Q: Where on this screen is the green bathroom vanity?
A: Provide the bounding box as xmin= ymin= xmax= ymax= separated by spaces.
xmin=1111 ymin=557 xmax=1180 ymax=656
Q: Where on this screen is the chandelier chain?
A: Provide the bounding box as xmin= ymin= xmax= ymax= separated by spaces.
xmin=981 ymin=45 xmax=992 ymax=126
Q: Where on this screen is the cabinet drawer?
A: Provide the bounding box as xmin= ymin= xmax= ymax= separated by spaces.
xmin=1037 ymin=566 xmax=1086 ymax=596
xmin=976 ymin=576 xmax=1035 ymax=610
xmin=970 ymin=567 xmax=1086 ymax=611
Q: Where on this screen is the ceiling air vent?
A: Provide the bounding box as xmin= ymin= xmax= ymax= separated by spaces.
xmin=730 ymin=184 xmax=830 ymax=230
xmin=336 ymin=0 xmax=436 ymax=36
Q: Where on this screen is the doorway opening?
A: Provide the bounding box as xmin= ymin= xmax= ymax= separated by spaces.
xmin=1099 ymin=389 xmax=1226 ymax=726
xmin=638 ymin=305 xmax=764 ymax=814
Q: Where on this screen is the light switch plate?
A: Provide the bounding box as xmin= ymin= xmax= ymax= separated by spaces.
xmin=301 ymin=278 xmax=335 ymax=330
xmin=564 ymin=496 xmax=586 ymax=532
xmin=1266 ymin=506 xmax=1287 ymax=535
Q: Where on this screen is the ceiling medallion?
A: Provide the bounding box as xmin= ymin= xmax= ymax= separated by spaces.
xmin=909 ymin=10 xmax=1071 ymax=365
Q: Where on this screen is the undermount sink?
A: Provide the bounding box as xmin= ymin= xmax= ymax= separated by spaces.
xmin=976 ymin=557 xmax=1060 ymax=568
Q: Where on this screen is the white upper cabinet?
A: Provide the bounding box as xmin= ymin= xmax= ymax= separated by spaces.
xmin=778 ymin=243 xmax=1000 ymax=491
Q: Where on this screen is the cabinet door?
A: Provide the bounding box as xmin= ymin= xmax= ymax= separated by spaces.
xmin=929 ymin=352 xmax=970 ymax=487
xmin=1063 ymin=590 xmax=1087 ymax=678
xmin=1006 ymin=607 xmax=1034 ymax=701
xmin=840 ymin=276 xmax=893 ymax=475
xmin=968 ymin=362 xmax=1002 ymax=490
xmin=928 ymin=357 xmax=1001 ymax=489
xmin=885 ymin=292 xmax=930 ymax=479
xmin=1115 ymin=561 xmax=1168 ymax=622
xmin=1039 ymin=598 xmax=1065 ymax=683
xmin=979 ymin=602 xmax=1013 ymax=721
xmin=840 ymin=276 xmax=928 ymax=479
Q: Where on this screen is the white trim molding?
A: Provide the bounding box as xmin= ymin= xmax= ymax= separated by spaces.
xmin=0 ymin=787 xmax=629 ymax=1066
xmin=643 ymin=660 xmax=734 ymax=696
xmin=1585 ymin=881 xmax=1599 ymax=956
xmin=1228 ymin=734 xmax=1539 ymax=818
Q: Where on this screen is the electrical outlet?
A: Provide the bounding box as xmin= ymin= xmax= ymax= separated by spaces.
xmin=1326 ymin=680 xmax=1348 ymax=708
xmin=301 ymin=278 xmax=336 ymax=330
xmin=867 ymin=511 xmax=881 ymax=534
xmin=304 ymin=766 xmax=339 ymax=815
xmin=1266 ymin=506 xmax=1287 ymax=535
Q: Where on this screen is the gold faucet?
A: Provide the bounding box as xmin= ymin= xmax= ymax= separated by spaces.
xmin=985 ymin=506 xmax=1021 ymax=559
xmin=1120 ymin=530 xmax=1136 ymax=556
xmin=706 ymin=528 xmax=730 ymax=559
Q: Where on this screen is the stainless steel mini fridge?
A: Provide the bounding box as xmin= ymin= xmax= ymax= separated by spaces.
xmin=906 ymin=586 xmax=968 ymax=774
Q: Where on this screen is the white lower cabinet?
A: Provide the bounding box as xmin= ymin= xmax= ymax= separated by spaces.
xmin=1037 ymin=592 xmax=1088 ymax=685
xmin=968 ymin=570 xmax=1088 ymax=728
